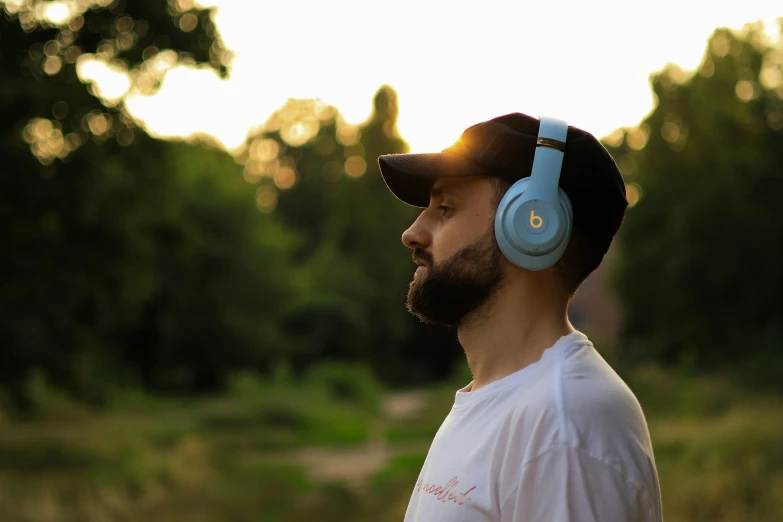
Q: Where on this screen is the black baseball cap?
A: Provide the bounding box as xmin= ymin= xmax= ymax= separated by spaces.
xmin=377 ymin=112 xmax=628 ymax=257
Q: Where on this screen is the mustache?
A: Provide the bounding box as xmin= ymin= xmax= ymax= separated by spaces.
xmin=412 ymin=250 xmax=433 ymax=266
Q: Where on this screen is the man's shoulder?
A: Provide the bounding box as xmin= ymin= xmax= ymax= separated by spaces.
xmin=496 ymin=342 xmax=657 ymax=496
xmin=508 ymin=340 xmax=638 ymax=415
xmin=559 ymin=343 xmax=649 ymax=436
xmin=504 ymin=341 xmax=652 ymax=456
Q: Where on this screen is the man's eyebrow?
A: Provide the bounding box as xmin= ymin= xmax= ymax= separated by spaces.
xmin=430 ymin=186 xmax=457 ymax=199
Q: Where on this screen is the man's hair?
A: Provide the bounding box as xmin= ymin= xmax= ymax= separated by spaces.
xmin=488 ymin=177 xmax=603 ymax=298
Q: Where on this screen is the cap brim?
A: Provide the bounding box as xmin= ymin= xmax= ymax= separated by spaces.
xmin=378 ymin=152 xmax=490 ymax=208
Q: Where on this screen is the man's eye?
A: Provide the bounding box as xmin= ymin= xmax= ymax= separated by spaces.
xmin=438 ymin=205 xmax=453 ymax=216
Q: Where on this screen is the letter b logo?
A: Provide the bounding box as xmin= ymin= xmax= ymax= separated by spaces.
xmin=529 ymin=210 xmax=543 ymax=229
xmin=519 ymin=203 xmax=549 ymax=234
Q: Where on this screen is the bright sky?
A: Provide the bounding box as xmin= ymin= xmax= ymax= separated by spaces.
xmin=80 ymin=1 xmax=783 ymax=151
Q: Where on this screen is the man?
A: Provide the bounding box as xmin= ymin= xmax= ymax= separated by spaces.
xmin=377 ymin=113 xmax=662 ymax=522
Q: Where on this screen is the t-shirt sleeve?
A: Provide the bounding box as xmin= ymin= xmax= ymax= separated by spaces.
xmin=500 ymin=445 xmax=655 ymax=522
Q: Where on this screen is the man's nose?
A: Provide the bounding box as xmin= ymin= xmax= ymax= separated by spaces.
xmin=402 ymin=213 xmax=431 ymax=250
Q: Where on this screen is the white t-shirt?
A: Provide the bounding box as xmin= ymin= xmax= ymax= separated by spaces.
xmin=404 ymin=331 xmax=662 ymax=522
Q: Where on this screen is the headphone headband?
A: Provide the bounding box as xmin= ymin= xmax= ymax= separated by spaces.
xmin=524 ymin=116 xmax=568 ymax=205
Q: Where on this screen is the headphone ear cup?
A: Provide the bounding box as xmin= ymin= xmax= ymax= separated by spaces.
xmin=494 ymin=177 xmax=573 ymax=271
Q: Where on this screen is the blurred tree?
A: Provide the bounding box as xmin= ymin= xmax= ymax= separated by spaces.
xmin=0 ymin=1 xmax=297 ymax=410
xmin=239 ymin=87 xmax=463 ymax=385
xmin=1 ymin=0 xmax=229 ymax=166
xmin=115 ymin=142 xmax=301 ymax=393
xmin=606 ymin=23 xmax=783 ymax=378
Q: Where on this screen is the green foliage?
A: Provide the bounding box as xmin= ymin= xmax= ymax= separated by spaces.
xmin=213 ymin=371 xmax=374 ymax=448
xmin=627 ymin=365 xmax=738 ymax=418
xmin=281 ymin=483 xmax=362 ymax=522
xmin=384 ymin=387 xmax=451 ymax=443
xmin=0 ymin=133 xmax=303 ymax=409
xmin=606 ymin=23 xmax=783 ymax=375
xmin=0 ymin=377 xmax=378 ymax=520
xmin=369 ymin=452 xmax=426 ymax=487
xmin=306 ymin=362 xmax=383 ymax=414
xmin=449 ymin=357 xmax=473 ymax=388
xmin=19 ymin=368 xmax=93 ymax=421
xmin=2 ymin=367 xmax=781 ymax=521
xmin=651 ymin=399 xmax=783 ymax=522
xmin=0 ymin=0 xmax=251 ymax=410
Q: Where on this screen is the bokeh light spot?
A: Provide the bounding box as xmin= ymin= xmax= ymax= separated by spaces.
xmin=735 ymin=80 xmax=758 ymax=101
xmin=179 ymin=13 xmax=198 ymax=32
xmin=23 ymin=118 xmax=73 ymax=163
xmin=602 ymin=128 xmax=624 ymax=148
xmin=255 ymin=186 xmax=277 ymax=213
xmin=281 ymin=118 xmax=319 ymax=146
xmin=142 ymin=46 xmax=160 ymax=61
xmin=117 ymin=128 xmax=134 ymax=146
xmin=336 ymin=122 xmax=360 ymax=146
xmin=116 ymin=16 xmax=133 ymax=33
xmin=259 ymin=159 xmax=280 ymax=177
xmin=274 ymin=167 xmax=297 ymax=190
xmin=44 ymin=41 xmax=60 ymax=57
xmin=344 ymin=156 xmax=367 ymax=178
xmin=118 ymin=33 xmax=136 ymax=51
xmin=52 ymin=101 xmax=69 ymax=120
xmin=661 ymin=122 xmax=680 ymax=143
xmin=616 ymin=155 xmax=637 ymax=178
xmin=243 ymin=163 xmax=263 ymax=184
xmin=711 ymin=33 xmax=730 ymax=57
xmin=44 ymin=2 xmax=71 ymax=25
xmin=88 ymin=113 xmax=110 ymax=135
xmin=29 ymin=42 xmax=44 ymax=60
xmin=314 ymin=100 xmax=337 ymax=121
xmin=626 ymin=183 xmax=642 ymax=208
xmin=250 ymin=138 xmax=280 ymax=162
xmin=64 ymin=132 xmax=83 ymax=151
xmin=759 ymin=65 xmax=781 ymax=89
xmin=34 ymin=119 xmax=53 ymax=136
xmin=626 ymin=124 xmax=650 ymax=151
xmin=43 ymin=56 xmax=62 ymax=75
xmin=68 ymin=15 xmax=84 ymax=31
xmin=56 ymin=29 xmax=74 ymax=48
xmin=63 ymin=45 xmax=81 ymax=64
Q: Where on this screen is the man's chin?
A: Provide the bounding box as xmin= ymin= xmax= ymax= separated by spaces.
xmin=406 ymin=307 xmax=457 ymax=327
xmin=406 ymin=286 xmax=460 ymax=327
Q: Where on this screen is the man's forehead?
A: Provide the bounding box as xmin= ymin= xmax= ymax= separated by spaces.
xmin=430 ymin=176 xmax=483 ymax=198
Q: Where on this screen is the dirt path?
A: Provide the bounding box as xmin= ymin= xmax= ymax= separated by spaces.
xmin=293 ymin=390 xmax=432 ymax=489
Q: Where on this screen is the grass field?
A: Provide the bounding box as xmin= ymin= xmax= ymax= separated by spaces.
xmin=0 ymin=362 xmax=781 ymax=521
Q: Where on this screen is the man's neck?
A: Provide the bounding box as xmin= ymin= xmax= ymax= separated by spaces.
xmin=456 ymin=280 xmax=574 ymax=393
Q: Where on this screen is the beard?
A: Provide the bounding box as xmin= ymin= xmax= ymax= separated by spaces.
xmin=406 ymin=230 xmax=507 ymax=327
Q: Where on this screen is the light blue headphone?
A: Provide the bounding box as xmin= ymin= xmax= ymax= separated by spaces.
xmin=493 ymin=116 xmax=572 ymax=271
